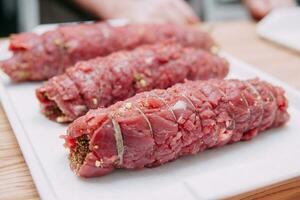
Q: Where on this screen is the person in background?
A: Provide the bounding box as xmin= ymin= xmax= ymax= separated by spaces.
xmin=73 ymin=0 xmax=298 ymax=23
xmin=0 ymin=0 xmax=299 ymax=36
xmin=244 ymin=0 xmax=297 ymax=20
xmin=73 ymin=0 xmax=200 ymax=24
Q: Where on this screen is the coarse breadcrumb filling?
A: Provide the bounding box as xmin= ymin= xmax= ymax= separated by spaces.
xmin=70 ymin=135 xmax=91 ymax=173
xmin=45 ymin=103 xmax=63 ymax=118
xmin=39 ymin=91 xmax=66 ymax=122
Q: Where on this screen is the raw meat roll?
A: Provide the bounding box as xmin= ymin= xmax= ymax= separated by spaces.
xmin=36 ymin=42 xmax=228 ymax=122
xmin=63 ymin=78 xmax=289 ymax=178
xmin=1 ymin=22 xmax=214 ymax=82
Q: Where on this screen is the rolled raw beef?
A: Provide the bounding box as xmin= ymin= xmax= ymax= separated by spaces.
xmin=63 ymin=78 xmax=289 ymax=178
xmin=36 ymin=42 xmax=228 ymax=122
xmin=1 ymin=22 xmax=215 ymax=81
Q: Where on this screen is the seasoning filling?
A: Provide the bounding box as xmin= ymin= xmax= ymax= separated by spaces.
xmin=70 ymin=135 xmax=91 ymax=173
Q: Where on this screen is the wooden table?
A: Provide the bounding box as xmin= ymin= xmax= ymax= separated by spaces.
xmin=0 ymin=21 xmax=300 ymax=200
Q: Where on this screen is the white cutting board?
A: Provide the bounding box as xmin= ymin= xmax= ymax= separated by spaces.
xmin=257 ymin=7 xmax=300 ymax=53
xmin=1 ymin=22 xmax=300 ymax=200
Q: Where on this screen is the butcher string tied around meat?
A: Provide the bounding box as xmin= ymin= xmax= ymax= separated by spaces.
xmin=258 ymin=82 xmax=277 ymax=130
xmin=109 ymin=102 xmax=155 ymax=166
xmin=152 ymin=93 xmax=177 ymax=121
xmin=180 ymin=93 xmax=200 ymax=124
xmin=209 ymin=82 xmax=238 ymax=131
xmin=240 ymin=85 xmax=252 ymax=123
xmin=244 ymin=82 xmax=265 ymax=129
xmin=133 ymin=104 xmax=153 ymax=137
xmin=181 ymin=93 xmax=197 ymax=110
xmin=110 ymin=113 xmax=124 ymax=166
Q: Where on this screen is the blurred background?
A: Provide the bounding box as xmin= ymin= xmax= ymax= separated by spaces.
xmin=0 ymin=0 xmax=299 ymax=37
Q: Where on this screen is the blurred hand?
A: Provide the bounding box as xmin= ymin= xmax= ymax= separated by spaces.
xmin=75 ymin=0 xmax=200 ymax=25
xmin=244 ymin=0 xmax=297 ymax=20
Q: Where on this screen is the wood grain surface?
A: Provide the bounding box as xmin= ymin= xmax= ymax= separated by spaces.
xmin=0 ymin=21 xmax=300 ymax=200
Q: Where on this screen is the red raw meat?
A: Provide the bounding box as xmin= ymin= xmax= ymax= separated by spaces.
xmin=36 ymin=42 xmax=228 ymax=122
xmin=1 ymin=22 xmax=214 ymax=82
xmin=64 ymin=78 xmax=289 ymax=178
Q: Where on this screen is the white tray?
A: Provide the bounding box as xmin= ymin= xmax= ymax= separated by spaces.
xmin=1 ymin=24 xmax=300 ymax=200
xmin=257 ymin=7 xmax=300 ymax=53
